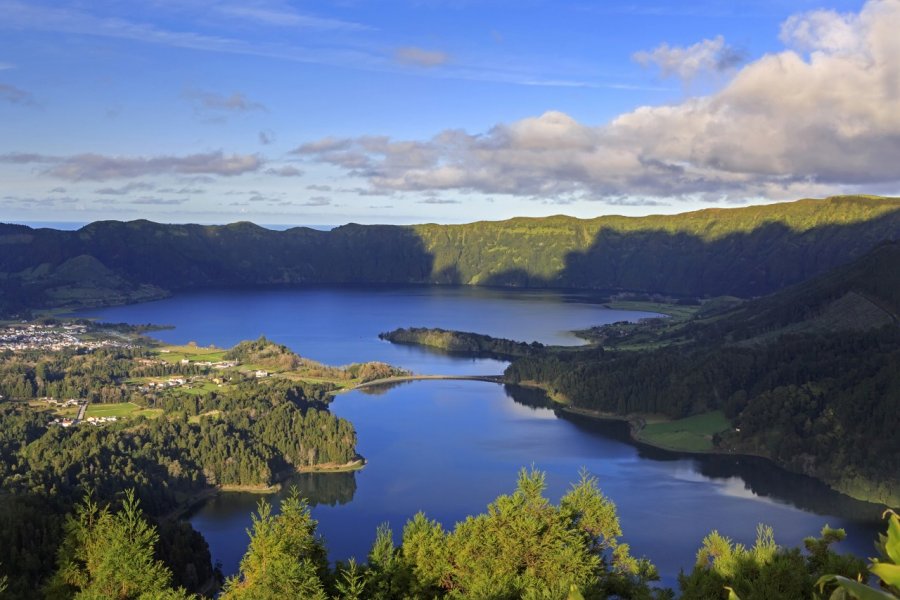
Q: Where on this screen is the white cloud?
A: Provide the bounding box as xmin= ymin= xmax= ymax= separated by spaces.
xmin=633 ymin=35 xmax=745 ymax=81
xmin=780 ymin=8 xmax=863 ymax=54
xmin=2 ymin=151 xmax=262 ymax=180
xmin=265 ymin=165 xmax=304 ymax=177
xmin=296 ymin=0 xmax=900 ymax=203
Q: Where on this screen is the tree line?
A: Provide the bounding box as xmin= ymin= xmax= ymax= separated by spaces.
xmin=20 ymin=468 xmax=899 ymax=600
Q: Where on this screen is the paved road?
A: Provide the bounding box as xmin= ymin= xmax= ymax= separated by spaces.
xmin=74 ymin=401 xmax=87 ymax=423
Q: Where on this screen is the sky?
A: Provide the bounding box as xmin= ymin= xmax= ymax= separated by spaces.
xmin=1 ymin=0 xmax=898 ymax=226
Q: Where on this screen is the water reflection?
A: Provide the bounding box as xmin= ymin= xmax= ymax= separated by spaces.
xmin=289 ymin=471 xmax=357 ymax=507
xmin=354 ymin=380 xmax=417 ymax=395
xmin=548 ymin=396 xmax=884 ymax=528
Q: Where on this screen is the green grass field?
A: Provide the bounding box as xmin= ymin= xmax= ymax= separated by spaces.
xmin=178 ymin=382 xmax=221 ymax=396
xmin=188 ymin=410 xmax=222 ymax=424
xmin=637 ymin=411 xmax=732 ymax=452
xmin=85 ymin=402 xmax=163 ymax=419
xmin=604 ymin=301 xmax=700 ymax=320
xmin=156 ymin=345 xmax=227 ymax=364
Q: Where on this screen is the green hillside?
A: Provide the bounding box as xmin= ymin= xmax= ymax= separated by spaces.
xmin=504 ymin=243 xmax=900 ymax=505
xmin=1 ymin=195 xmax=899 ymax=315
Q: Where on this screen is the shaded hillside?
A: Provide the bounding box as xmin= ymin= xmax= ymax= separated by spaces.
xmin=1 ymin=195 xmax=900 ymax=314
xmin=683 ymin=241 xmax=900 ymax=342
xmin=415 ymin=195 xmax=900 ymax=294
xmin=504 ymin=244 xmax=900 ymax=505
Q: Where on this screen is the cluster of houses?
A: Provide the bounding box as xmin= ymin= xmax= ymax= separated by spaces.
xmin=84 ymin=416 xmax=119 ymax=426
xmin=50 ymin=415 xmax=118 ymax=427
xmin=42 ymin=397 xmax=82 ymax=408
xmin=0 ymin=323 xmax=132 ymax=352
xmin=179 ymin=359 xmax=239 ymax=369
xmin=136 ymin=377 xmax=187 ymax=392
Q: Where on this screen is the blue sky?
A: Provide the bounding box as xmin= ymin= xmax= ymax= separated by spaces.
xmin=2 ymin=0 xmax=896 ymax=226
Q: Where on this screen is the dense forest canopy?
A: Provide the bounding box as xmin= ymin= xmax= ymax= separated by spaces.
xmin=0 ymin=333 xmax=370 ymax=597
xmin=504 ymin=243 xmax=900 ymax=506
xmin=2 ymin=195 xmax=900 ymax=315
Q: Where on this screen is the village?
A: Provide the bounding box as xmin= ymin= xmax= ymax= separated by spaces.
xmin=0 ymin=322 xmax=135 ymax=352
xmin=35 ymin=347 xmax=273 ymax=428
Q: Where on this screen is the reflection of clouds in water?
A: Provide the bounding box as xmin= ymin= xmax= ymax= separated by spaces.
xmin=668 ymin=467 xmax=711 ymax=484
xmin=716 ymin=477 xmax=785 ymax=508
xmin=669 ymin=468 xmax=787 ymax=509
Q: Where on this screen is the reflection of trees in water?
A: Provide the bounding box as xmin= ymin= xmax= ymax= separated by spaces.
xmin=691 ymin=455 xmax=883 ymax=524
xmin=355 ymin=380 xmax=416 ymax=395
xmin=285 ymin=471 xmax=357 ymax=507
xmin=547 ymin=398 xmax=883 ymax=527
xmin=503 ymin=384 xmax=555 ymax=410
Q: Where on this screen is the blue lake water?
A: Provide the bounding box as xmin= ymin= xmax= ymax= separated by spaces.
xmin=76 ymin=286 xmax=884 ymax=587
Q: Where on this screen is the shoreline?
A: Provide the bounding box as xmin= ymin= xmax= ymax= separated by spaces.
xmin=520 ymin=383 xmax=893 ymax=507
xmin=168 ymin=458 xmax=366 ymax=521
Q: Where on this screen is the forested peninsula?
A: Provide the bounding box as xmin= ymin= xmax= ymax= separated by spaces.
xmin=2 ymin=195 xmax=900 ymax=316
xmin=384 ymin=243 xmax=900 ymax=506
xmin=0 ymin=331 xmax=408 ymax=597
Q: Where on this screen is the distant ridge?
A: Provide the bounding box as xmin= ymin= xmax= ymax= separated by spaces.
xmin=1 ymin=195 xmax=899 ymax=315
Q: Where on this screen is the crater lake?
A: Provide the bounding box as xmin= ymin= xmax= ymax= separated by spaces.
xmin=75 ymin=285 xmax=884 ymax=586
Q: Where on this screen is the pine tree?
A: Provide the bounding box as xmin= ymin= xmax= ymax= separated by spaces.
xmin=220 ymin=488 xmax=328 ymax=600
xmin=46 ymin=490 xmax=192 ymax=600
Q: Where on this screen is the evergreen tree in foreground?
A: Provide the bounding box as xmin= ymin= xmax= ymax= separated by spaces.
xmin=223 ymin=469 xmax=666 ymax=599
xmin=45 ymin=489 xmax=192 ymax=600
xmin=220 ymin=489 xmax=329 ymax=600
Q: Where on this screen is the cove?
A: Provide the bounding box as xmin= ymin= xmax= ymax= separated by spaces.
xmin=76 ymin=285 xmax=884 ymax=586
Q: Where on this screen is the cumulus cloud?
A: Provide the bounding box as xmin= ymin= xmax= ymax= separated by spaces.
xmin=394 ymin=46 xmax=449 ymax=68
xmin=633 ymin=35 xmax=745 ymax=81
xmin=265 ymin=165 xmax=305 ymax=177
xmin=2 ymin=151 xmax=262 ymax=180
xmin=0 ymin=83 xmax=36 ymax=105
xmin=780 ymin=8 xmax=864 ymax=54
xmin=296 ymin=0 xmax=900 ymax=203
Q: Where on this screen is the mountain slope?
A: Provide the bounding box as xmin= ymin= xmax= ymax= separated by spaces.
xmin=505 ymin=243 xmax=900 ymax=505
xmin=1 ymin=195 xmax=899 ymax=314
